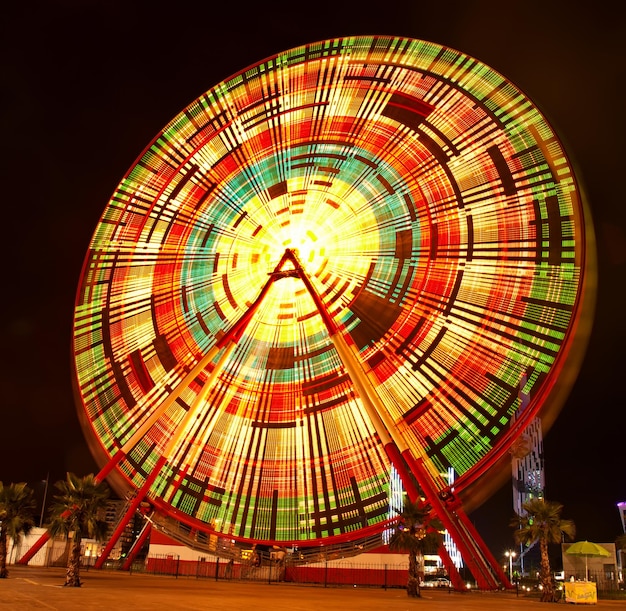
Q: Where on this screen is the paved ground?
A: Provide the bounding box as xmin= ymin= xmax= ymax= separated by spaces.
xmin=1 ymin=566 xmax=624 ymax=610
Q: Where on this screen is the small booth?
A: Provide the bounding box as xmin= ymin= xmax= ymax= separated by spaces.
xmin=564 ymin=581 xmax=597 ymax=605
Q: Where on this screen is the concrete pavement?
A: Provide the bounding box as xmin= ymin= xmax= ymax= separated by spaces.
xmin=1 ymin=565 xmax=624 ymax=610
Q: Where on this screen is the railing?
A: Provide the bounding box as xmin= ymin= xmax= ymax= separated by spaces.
xmin=134 ymin=553 xmax=410 ymax=588
xmin=12 ymin=539 xmax=624 ymax=597
xmin=148 ymin=512 xmax=390 ymax=565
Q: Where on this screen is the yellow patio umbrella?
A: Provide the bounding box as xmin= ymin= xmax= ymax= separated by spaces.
xmin=565 ymin=541 xmax=611 ymax=580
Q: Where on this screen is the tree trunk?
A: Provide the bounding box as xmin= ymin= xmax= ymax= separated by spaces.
xmin=407 ymin=550 xmax=421 ymax=597
xmin=539 ymin=537 xmax=555 ymax=602
xmin=0 ymin=530 xmax=8 ymax=578
xmin=65 ymin=534 xmax=83 ymax=587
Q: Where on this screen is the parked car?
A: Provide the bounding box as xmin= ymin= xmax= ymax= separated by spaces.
xmin=423 ymin=577 xmax=451 ymax=588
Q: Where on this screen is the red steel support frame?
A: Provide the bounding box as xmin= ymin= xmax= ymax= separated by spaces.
xmin=287 ymin=249 xmax=509 ymax=590
xmin=91 ymin=251 xmax=296 ymax=569
xmin=20 ymin=249 xmax=510 ymax=589
xmin=19 ymin=252 xmax=292 ymax=567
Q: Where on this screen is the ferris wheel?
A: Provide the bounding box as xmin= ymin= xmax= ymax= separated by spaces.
xmin=66 ymin=36 xmax=593 ymax=586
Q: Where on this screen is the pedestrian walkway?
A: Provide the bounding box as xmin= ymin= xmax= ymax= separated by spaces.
xmin=1 ymin=566 xmax=624 ymax=610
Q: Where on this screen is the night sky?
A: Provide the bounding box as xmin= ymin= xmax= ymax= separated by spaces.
xmin=2 ymin=1 xmax=624 ymax=558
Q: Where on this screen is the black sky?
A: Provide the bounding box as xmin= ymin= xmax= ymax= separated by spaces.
xmin=1 ymin=1 xmax=624 ymax=557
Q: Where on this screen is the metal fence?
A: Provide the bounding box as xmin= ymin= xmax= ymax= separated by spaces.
xmin=127 ymin=553 xmax=409 ymax=589
xmin=12 ymin=541 xmax=624 ymax=596
xmin=126 ymin=556 xmax=625 ymax=596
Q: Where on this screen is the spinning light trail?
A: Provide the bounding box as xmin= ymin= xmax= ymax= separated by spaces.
xmin=22 ymin=36 xmax=594 ymax=587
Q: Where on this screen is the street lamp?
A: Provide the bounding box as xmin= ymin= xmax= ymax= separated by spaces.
xmin=505 ymin=549 xmax=517 ymax=579
xmin=39 ymin=473 xmax=49 ymax=528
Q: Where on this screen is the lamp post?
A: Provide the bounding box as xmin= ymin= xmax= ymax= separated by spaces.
xmin=39 ymin=473 xmax=49 ymax=528
xmin=505 ymin=549 xmax=517 ymax=579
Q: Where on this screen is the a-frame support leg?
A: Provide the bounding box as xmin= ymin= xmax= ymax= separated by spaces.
xmin=18 ymin=252 xmax=294 ymax=567
xmin=94 ymin=456 xmax=167 ymax=568
xmin=21 ymin=248 xmax=510 ymax=590
xmin=286 ymin=248 xmax=509 ymax=590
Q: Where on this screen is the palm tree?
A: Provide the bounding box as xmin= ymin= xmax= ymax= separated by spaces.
xmin=388 ymin=497 xmax=443 ymax=597
xmin=0 ymin=482 xmax=36 ymax=578
xmin=48 ymin=473 xmax=110 ymax=587
xmin=511 ymin=497 xmax=575 ymax=603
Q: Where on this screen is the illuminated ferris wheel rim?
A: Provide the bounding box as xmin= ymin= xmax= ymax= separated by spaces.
xmin=73 ymin=35 xmax=594 ymax=545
